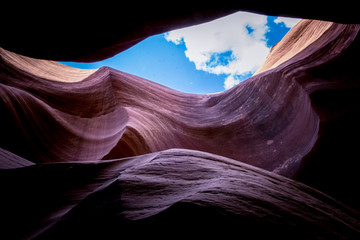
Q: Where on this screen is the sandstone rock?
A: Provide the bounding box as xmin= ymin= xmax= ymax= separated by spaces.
xmin=0 ymin=4 xmax=358 ymax=62
xmin=1 ymin=149 xmax=359 ymax=239
xmin=1 ymin=10 xmax=360 ymax=239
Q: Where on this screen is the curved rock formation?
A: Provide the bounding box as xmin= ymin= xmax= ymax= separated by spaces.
xmin=1 ymin=4 xmax=359 ymax=62
xmin=1 ymin=149 xmax=360 ymax=239
xmin=1 ymin=13 xmax=360 ymax=239
xmin=1 ymin=20 xmax=358 ymax=171
xmin=0 ymin=42 xmax=319 ymax=171
xmin=255 ymin=19 xmax=334 ymax=74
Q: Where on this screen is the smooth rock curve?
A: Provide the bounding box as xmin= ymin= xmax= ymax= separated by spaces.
xmin=2 ymin=16 xmax=360 ymax=239
xmin=1 ymin=149 xmax=359 ymax=239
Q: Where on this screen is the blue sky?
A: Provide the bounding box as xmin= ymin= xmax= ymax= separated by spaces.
xmin=60 ymin=12 xmax=300 ymax=94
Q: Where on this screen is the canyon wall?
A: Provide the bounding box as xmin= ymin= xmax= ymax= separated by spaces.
xmin=1 ymin=14 xmax=360 ymax=239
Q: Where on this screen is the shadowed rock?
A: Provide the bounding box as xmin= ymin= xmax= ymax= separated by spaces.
xmin=1 ymin=149 xmax=360 ymax=239
xmin=1 ymin=10 xmax=360 ymax=239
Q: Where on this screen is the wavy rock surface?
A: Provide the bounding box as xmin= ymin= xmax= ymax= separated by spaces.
xmin=1 ymin=149 xmax=360 ymax=239
xmin=1 ymin=20 xmax=359 ymax=171
xmin=1 ymin=17 xmax=360 ymax=239
xmin=0 ymin=44 xmax=319 ymax=171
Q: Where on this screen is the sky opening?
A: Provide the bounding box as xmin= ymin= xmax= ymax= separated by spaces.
xmin=60 ymin=11 xmax=301 ymax=94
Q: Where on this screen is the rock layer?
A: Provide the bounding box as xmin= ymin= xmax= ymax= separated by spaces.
xmin=1 ymin=16 xmax=360 ymax=239
xmin=0 ymin=45 xmax=318 ymax=172
xmin=1 ymin=20 xmax=359 ymax=172
xmin=1 ymin=149 xmax=360 ymax=239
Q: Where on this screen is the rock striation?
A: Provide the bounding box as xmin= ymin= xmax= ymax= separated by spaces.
xmin=2 ymin=149 xmax=360 ymax=239
xmin=1 ymin=14 xmax=360 ymax=239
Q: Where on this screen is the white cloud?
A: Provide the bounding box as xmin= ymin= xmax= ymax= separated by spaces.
xmin=274 ymin=17 xmax=301 ymax=28
xmin=224 ymin=75 xmax=241 ymax=90
xmin=164 ymin=11 xmax=300 ymax=90
xmin=165 ymin=11 xmax=270 ymax=90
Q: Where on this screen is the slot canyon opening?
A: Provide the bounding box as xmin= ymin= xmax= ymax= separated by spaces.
xmin=60 ymin=11 xmax=301 ymax=94
xmin=2 ymin=6 xmax=360 ymax=239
